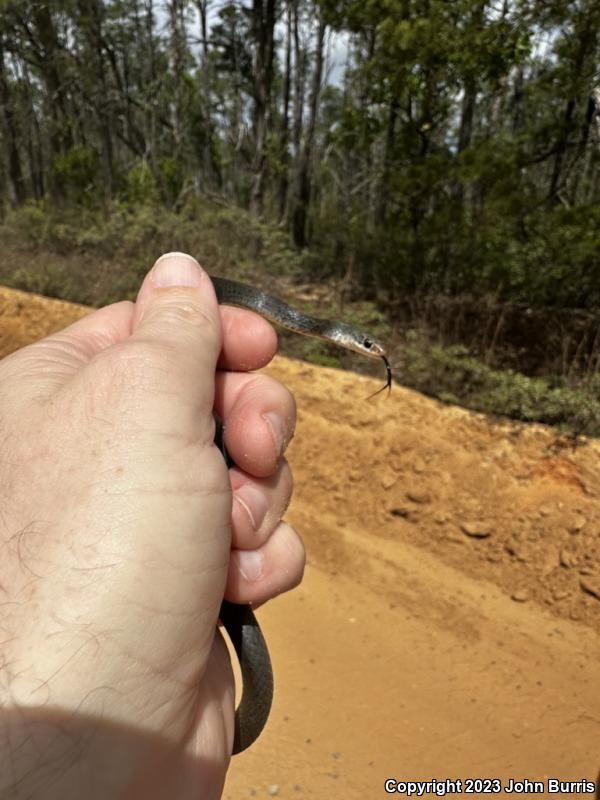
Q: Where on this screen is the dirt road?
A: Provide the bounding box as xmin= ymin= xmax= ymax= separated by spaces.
xmin=1 ymin=285 xmax=599 ymax=799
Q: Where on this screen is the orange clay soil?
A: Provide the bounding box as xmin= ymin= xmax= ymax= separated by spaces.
xmin=1 ymin=284 xmax=599 ymax=799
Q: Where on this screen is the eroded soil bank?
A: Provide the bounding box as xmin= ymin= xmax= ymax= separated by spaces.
xmin=1 ymin=285 xmax=599 ymax=799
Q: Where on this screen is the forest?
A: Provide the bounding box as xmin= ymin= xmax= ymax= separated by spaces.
xmin=1 ymin=1 xmax=600 ymax=432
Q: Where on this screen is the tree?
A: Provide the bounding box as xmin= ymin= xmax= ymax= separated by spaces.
xmin=291 ymin=8 xmax=325 ymax=246
xmin=249 ymin=0 xmax=278 ymax=217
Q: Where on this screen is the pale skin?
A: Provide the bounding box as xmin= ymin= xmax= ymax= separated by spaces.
xmin=0 ymin=253 xmax=305 ymax=799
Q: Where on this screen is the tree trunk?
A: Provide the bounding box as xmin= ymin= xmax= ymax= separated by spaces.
xmin=457 ymin=77 xmax=477 ymax=154
xmin=277 ymin=0 xmax=293 ymax=223
xmin=291 ymin=0 xmax=305 ymax=168
xmin=27 ymin=4 xmax=74 ymax=202
xmin=548 ymin=11 xmax=598 ymax=206
xmin=168 ymin=0 xmax=188 ymax=175
xmin=0 ymin=41 xmax=26 ymax=205
xmin=76 ymin=0 xmax=115 ymax=206
xmin=143 ymin=0 xmax=171 ymax=203
xmin=566 ymin=95 xmax=595 ymax=205
xmin=377 ymin=99 xmax=398 ymax=222
xmin=292 ymin=14 xmax=325 ymax=247
xmin=249 ymin=0 xmax=277 ymax=218
xmin=24 ymin=62 xmax=45 ymax=200
xmin=511 ymin=65 xmax=524 ymax=134
xmin=455 ymin=1 xmax=486 ymax=217
xmin=196 ymin=0 xmax=218 ymax=190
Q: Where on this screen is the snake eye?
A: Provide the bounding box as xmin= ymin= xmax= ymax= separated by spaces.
xmin=364 ymin=338 xmax=373 ymax=349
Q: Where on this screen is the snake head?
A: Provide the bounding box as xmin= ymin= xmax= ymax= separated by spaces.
xmin=328 ymin=323 xmax=392 ymax=397
xmin=329 ymin=322 xmax=387 ymax=360
xmin=361 ymin=336 xmax=386 ymax=358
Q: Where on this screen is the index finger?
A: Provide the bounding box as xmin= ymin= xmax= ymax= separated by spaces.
xmin=218 ymin=306 xmax=278 ymax=372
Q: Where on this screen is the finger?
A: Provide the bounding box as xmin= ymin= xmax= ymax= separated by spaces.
xmin=0 ymin=301 xmax=134 ymax=398
xmin=224 ymin=521 xmax=305 ymax=606
xmin=127 ymin=252 xmax=222 ymax=441
xmin=218 ymin=306 xmax=277 ymax=372
xmin=214 ymin=372 xmax=296 ymax=478
xmin=229 ymin=462 xmax=293 ymax=550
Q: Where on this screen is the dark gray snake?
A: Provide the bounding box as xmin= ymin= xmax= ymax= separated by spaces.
xmin=211 ymin=276 xmax=390 ymax=754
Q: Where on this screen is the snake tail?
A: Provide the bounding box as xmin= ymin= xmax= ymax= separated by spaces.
xmin=220 ymin=599 xmax=274 ymax=754
xmin=215 ymin=415 xmax=274 ymax=754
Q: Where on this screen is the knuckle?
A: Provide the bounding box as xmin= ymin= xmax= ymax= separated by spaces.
xmin=143 ymin=293 xmax=218 ymax=333
xmin=242 ymin=373 xmax=297 ymax=418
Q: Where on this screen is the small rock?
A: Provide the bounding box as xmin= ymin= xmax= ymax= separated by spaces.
xmin=390 ymin=507 xmax=410 ymax=518
xmin=552 ymin=588 xmax=571 ymax=601
xmin=461 ymin=521 xmax=492 ymax=538
xmin=511 ymin=589 xmax=530 ymax=603
xmin=269 ymin=786 xmax=280 ymax=796
xmin=580 ymin=576 xmax=600 ymax=600
xmin=413 ymin=458 xmax=426 ymax=474
xmin=389 ymin=456 xmax=405 ymax=472
xmin=434 ymin=511 xmax=447 ymax=524
xmin=539 ymin=503 xmax=554 ymax=517
xmin=381 ymin=471 xmax=397 ymax=490
xmin=540 ymin=549 xmax=560 ymax=574
xmin=567 ymin=514 xmax=587 ymax=533
xmin=406 ymin=490 xmax=431 ymax=504
xmin=505 ymin=540 xmax=529 ymax=562
xmin=559 ymin=548 xmax=577 ymax=568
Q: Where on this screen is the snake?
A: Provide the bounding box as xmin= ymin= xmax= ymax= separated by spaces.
xmin=211 ymin=276 xmax=391 ymax=754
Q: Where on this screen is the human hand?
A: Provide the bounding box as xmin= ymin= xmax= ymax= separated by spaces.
xmin=0 ymin=253 xmax=304 ymax=799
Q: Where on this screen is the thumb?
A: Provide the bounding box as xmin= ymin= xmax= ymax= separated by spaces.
xmin=130 ymin=252 xmax=222 ymax=440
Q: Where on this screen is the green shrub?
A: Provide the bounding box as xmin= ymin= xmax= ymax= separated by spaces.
xmin=158 ymin=157 xmax=184 ymax=204
xmin=401 ymin=339 xmax=600 ymax=437
xmin=125 ymin=161 xmax=160 ymax=206
xmin=301 ymin=340 xmax=342 ymax=369
xmin=2 ymin=201 xmax=48 ymax=247
xmin=50 ymin=146 xmax=100 ymax=205
xmin=10 ymin=260 xmax=76 ymax=300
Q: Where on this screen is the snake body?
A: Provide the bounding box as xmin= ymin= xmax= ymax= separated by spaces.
xmin=211 ymin=275 xmax=390 ymax=754
xmin=212 ymin=277 xmax=390 ymax=369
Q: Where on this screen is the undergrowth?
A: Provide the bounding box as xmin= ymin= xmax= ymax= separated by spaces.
xmin=401 ymin=341 xmax=600 ymax=438
xmin=0 ymin=200 xmax=598 ymax=439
